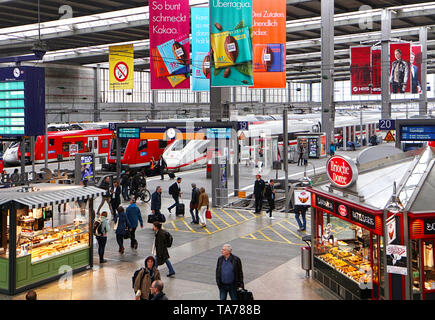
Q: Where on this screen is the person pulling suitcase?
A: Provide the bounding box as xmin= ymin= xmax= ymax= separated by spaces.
xmin=168 ymin=177 xmax=182 ymax=215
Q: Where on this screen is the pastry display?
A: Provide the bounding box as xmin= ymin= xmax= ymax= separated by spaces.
xmin=18 ymin=223 xmax=89 ymax=263
xmin=318 ymin=244 xmax=373 ymax=285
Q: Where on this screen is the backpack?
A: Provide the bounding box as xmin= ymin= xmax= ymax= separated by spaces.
xmin=165 ymin=230 xmax=173 ymax=248
xmin=168 ymin=183 xmax=177 ymax=196
xmin=93 ymin=220 xmax=103 ymax=236
xmin=132 ymin=268 xmax=146 ymax=289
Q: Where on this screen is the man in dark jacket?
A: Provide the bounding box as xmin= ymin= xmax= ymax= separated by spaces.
xmin=151 ymin=186 xmax=165 ymax=222
xmin=152 ymin=222 xmax=175 ymax=277
xmin=264 ymin=179 xmax=276 ymax=219
xmin=110 ymin=180 xmax=121 ymax=213
xmin=131 ymin=171 xmax=145 ymax=201
xmin=120 ymin=170 xmax=130 ymax=201
xmin=157 ymin=155 xmax=167 ymax=180
xmin=150 ymin=280 xmax=169 ymax=300
xmin=216 ymin=244 xmax=244 ymax=300
xmin=190 ymin=183 xmax=200 ymax=224
xmin=126 ymin=198 xmax=143 ymax=250
xmin=168 ymin=177 xmax=182 ymax=214
xmin=253 ymin=174 xmax=265 ymax=214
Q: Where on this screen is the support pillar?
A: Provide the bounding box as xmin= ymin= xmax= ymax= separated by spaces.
xmin=381 ymin=9 xmax=392 ymax=119
xmin=321 ymin=0 xmax=335 ymax=151
xmin=94 ymin=65 xmax=101 ymax=122
xmin=283 ymin=109 xmax=289 ymax=214
xmin=419 ymin=27 xmax=428 ymax=116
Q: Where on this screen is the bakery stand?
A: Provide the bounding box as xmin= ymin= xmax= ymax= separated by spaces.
xmin=0 ymin=184 xmax=105 ymax=295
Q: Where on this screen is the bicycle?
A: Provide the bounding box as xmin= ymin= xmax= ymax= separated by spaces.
xmin=134 ymin=186 xmax=151 ymax=203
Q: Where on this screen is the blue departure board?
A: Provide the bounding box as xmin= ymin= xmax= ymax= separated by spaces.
xmin=401 ymin=125 xmax=435 ymax=141
xmin=118 ymin=127 xmax=140 ymax=139
xmin=0 ymin=67 xmax=45 ymax=137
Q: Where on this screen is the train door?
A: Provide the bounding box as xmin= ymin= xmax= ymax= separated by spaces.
xmin=88 ymin=137 xmax=99 ymax=154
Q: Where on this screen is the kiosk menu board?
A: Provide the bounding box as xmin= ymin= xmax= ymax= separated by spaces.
xmin=0 ymin=67 xmax=45 ymax=137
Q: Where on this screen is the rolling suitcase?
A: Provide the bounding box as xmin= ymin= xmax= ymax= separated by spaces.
xmin=168 ymin=172 xmax=176 ymax=179
xmin=175 ymin=203 xmax=185 ymax=216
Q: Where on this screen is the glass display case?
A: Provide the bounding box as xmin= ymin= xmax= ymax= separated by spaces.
xmin=15 ymin=203 xmax=90 ymax=263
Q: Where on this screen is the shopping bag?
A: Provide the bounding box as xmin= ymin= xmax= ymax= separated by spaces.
xmin=206 ymin=209 xmax=212 ymax=219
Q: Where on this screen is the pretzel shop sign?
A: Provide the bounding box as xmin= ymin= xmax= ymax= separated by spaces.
xmin=327 ymin=155 xmax=358 ymax=188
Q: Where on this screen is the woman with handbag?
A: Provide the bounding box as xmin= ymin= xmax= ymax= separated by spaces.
xmin=113 ymin=206 xmax=132 ymax=254
xmin=197 ymin=187 xmax=210 ymax=228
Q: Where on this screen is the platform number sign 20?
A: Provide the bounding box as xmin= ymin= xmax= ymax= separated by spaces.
xmin=379 ymin=119 xmax=395 ymax=131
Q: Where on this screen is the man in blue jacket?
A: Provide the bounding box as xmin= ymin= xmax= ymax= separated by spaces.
xmin=126 ymin=198 xmax=143 ymax=250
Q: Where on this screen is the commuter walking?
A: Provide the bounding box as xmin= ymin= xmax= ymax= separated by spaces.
xmin=151 ymin=186 xmax=162 ymax=215
xmin=157 ymin=155 xmax=167 ymax=180
xmin=297 ymin=144 xmax=304 ymax=166
xmin=152 ymin=222 xmax=175 ymax=277
xmin=253 ymin=174 xmax=265 ymax=214
xmin=329 ymin=142 xmax=336 ymax=157
xmin=197 ymin=187 xmax=209 ymax=228
xmin=190 ymin=183 xmax=200 ymax=224
xmin=120 ymin=170 xmax=131 ymax=201
xmin=95 ymin=211 xmax=110 ymax=263
xmin=216 ymin=244 xmax=244 ymax=300
xmin=97 ymin=176 xmax=113 ymax=216
xmin=150 ymin=280 xmax=169 ymax=300
xmin=131 ymin=171 xmax=145 ymax=201
xmin=168 ymin=177 xmax=182 ymax=214
xmin=303 ymin=144 xmax=309 ymax=166
xmin=133 ymin=256 xmax=161 ymax=300
xmin=264 ymin=179 xmax=276 ymax=219
xmin=126 ymin=199 xmax=143 ymax=250
xmin=110 ymin=180 xmax=121 ymax=213
xmin=114 ymin=206 xmax=132 ymax=254
xmin=295 ymin=205 xmax=307 ymax=231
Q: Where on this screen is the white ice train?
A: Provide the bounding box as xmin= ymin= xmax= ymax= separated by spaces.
xmin=163 ymin=111 xmax=410 ymax=172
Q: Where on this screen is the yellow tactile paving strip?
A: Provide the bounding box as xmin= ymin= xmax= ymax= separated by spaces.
xmin=163 ymin=208 xmax=264 ymax=235
xmin=241 ymin=217 xmax=312 ymax=246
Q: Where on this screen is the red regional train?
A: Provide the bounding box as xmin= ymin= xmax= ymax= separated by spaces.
xmin=3 ymin=126 xmax=113 ymax=165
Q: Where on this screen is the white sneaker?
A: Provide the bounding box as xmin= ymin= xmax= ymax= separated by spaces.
xmin=269 ymin=216 xmax=275 ymax=219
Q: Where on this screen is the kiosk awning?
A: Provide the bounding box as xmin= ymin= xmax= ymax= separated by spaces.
xmin=0 ymin=184 xmax=105 ymax=209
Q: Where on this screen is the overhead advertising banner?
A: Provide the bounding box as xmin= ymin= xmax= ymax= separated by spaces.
xmin=191 ymin=7 xmax=210 ymax=92
xmin=210 ymin=0 xmax=254 ymax=87
xmin=411 ymin=45 xmax=422 ymax=94
xmin=350 ymin=46 xmax=371 ymax=95
xmin=390 ymin=42 xmax=411 ymax=94
xmin=371 ymin=46 xmax=381 ymax=95
xmin=149 ymin=0 xmax=190 ymax=90
xmin=251 ymin=0 xmax=286 ymax=88
xmin=109 ymin=44 xmax=134 ymax=90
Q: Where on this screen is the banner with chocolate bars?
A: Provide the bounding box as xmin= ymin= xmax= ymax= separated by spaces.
xmin=252 ymin=0 xmax=286 ymax=88
xmin=210 ymin=0 xmax=254 ymax=87
xmin=191 ymin=7 xmax=210 ymax=91
xmin=149 ymin=0 xmax=190 ymax=90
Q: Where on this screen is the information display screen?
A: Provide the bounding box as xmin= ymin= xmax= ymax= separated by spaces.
xmin=0 ymin=81 xmax=25 ymax=135
xmin=206 ymin=128 xmax=232 ymax=139
xmin=401 ymin=125 xmax=435 ymax=141
xmin=118 ymin=127 xmax=140 ymax=139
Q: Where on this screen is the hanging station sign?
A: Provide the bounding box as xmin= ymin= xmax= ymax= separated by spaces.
xmin=326 ymin=155 xmax=358 ymax=188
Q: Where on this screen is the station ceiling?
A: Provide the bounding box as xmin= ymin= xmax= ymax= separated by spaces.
xmin=0 ymin=0 xmax=434 ymax=82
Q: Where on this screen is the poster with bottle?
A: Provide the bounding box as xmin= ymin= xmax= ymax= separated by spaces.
xmin=210 ymin=0 xmax=253 ymax=87
xmin=191 ymin=7 xmax=210 ymax=91
xmin=149 ymin=0 xmax=190 ymax=90
xmin=251 ymin=0 xmax=286 ymax=88
xmin=371 ymin=47 xmax=381 ymax=95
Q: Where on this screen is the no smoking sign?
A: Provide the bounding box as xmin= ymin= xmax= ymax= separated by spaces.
xmin=114 ymin=62 xmax=129 ymax=82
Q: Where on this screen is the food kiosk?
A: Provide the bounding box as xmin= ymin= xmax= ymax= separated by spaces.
xmin=0 ymin=183 xmax=105 ymax=294
xmin=308 ymin=146 xmax=435 ymax=300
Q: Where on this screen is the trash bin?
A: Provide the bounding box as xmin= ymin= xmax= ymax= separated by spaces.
xmin=301 ymin=246 xmax=311 ymax=277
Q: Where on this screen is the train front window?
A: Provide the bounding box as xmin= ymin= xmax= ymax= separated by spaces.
xmin=110 ymin=139 xmax=128 ymax=155
xmin=138 ymin=140 xmax=148 ymax=151
xmin=171 ymin=140 xmax=190 ymax=151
